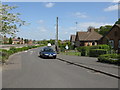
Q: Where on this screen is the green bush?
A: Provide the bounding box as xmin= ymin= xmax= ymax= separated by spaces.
xmin=90 ymin=44 xmax=110 ymax=50
xmin=0 ymin=45 xmax=44 ymax=63
xmin=0 ymin=49 xmax=9 ymax=63
xmin=10 ymin=47 xmax=17 ymax=53
xmin=77 ymin=44 xmax=111 ymax=57
xmin=77 ymin=46 xmax=90 ymax=56
xmin=89 ymin=49 xmax=108 ymax=57
xmin=98 ymin=54 xmax=120 ymax=65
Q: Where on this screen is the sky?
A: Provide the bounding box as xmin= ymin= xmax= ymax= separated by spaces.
xmin=3 ymin=1 xmax=119 ymax=40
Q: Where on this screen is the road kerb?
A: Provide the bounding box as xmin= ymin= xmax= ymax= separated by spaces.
xmin=57 ymin=57 xmax=120 ymax=79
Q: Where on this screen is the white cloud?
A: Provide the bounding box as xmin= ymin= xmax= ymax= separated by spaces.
xmin=77 ymin=22 xmax=113 ymax=31
xmin=73 ymin=12 xmax=88 ymax=18
xmin=112 ymin=0 xmax=120 ymax=3
xmin=45 ymin=2 xmax=55 ymax=8
xmin=104 ymin=4 xmax=120 ymax=12
xmin=37 ymin=27 xmax=47 ymax=32
xmin=38 ymin=20 xmax=44 ymax=24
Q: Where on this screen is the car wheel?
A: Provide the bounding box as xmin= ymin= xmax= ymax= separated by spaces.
xmin=53 ymin=56 xmax=56 ymax=59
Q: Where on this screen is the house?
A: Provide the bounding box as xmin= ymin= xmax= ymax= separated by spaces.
xmin=75 ymin=28 xmax=103 ymax=47
xmin=99 ymin=24 xmax=120 ymax=53
xmin=28 ymin=40 xmax=33 ymax=44
xmin=12 ymin=38 xmax=25 ymax=44
xmin=70 ymin=35 xmax=76 ymax=45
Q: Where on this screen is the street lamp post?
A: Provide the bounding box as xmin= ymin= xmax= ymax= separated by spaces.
xmin=55 ymin=17 xmax=59 ymax=53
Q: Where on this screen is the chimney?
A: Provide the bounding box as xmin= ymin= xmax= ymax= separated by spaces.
xmin=88 ymin=27 xmax=95 ymax=32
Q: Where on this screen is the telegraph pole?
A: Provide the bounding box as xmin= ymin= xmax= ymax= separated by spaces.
xmin=55 ymin=17 xmax=59 ymax=53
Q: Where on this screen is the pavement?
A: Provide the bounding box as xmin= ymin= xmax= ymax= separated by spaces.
xmin=57 ymin=54 xmax=119 ymax=77
xmin=2 ymin=48 xmax=119 ymax=88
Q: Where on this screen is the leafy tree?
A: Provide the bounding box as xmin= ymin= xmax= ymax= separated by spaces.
xmin=17 ymin=37 xmax=20 ymax=39
xmin=115 ymin=18 xmax=120 ymax=24
xmin=24 ymin=39 xmax=29 ymax=44
xmin=97 ymin=25 xmax=112 ymax=36
xmin=9 ymin=37 xmax=13 ymax=44
xmin=0 ymin=4 xmax=26 ymax=36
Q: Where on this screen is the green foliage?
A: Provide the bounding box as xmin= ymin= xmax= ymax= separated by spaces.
xmin=89 ymin=49 xmax=108 ymax=57
xmin=77 ymin=46 xmax=90 ymax=56
xmin=0 ymin=4 xmax=26 ymax=36
xmin=98 ymin=25 xmax=112 ymax=36
xmin=90 ymin=44 xmax=110 ymax=49
xmin=77 ymin=44 xmax=111 ymax=57
xmin=115 ymin=18 xmax=120 ymax=24
xmin=24 ymin=39 xmax=29 ymax=44
xmin=9 ymin=37 xmax=13 ymax=44
xmin=98 ymin=54 xmax=120 ymax=65
xmin=0 ymin=45 xmax=44 ymax=63
xmin=61 ymin=51 xmax=81 ymax=56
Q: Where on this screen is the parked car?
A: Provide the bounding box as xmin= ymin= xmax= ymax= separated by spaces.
xmin=39 ymin=47 xmax=57 ymax=59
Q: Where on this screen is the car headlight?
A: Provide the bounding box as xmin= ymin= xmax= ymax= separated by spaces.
xmin=53 ymin=54 xmax=56 ymax=55
xmin=45 ymin=54 xmax=49 ymax=55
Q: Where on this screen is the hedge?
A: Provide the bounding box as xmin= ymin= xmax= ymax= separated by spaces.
xmin=89 ymin=49 xmax=108 ymax=57
xmin=77 ymin=46 xmax=90 ymax=56
xmin=0 ymin=45 xmax=44 ymax=63
xmin=98 ymin=54 xmax=120 ymax=65
xmin=90 ymin=44 xmax=110 ymax=50
xmin=77 ymin=44 xmax=111 ymax=57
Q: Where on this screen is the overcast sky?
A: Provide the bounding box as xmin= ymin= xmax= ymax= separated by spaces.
xmin=3 ymin=1 xmax=119 ymax=40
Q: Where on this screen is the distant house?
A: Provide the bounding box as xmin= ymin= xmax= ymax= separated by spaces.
xmin=75 ymin=28 xmax=103 ymax=47
xmin=28 ymin=40 xmax=33 ymax=44
xmin=12 ymin=38 xmax=25 ymax=44
xmin=70 ymin=35 xmax=76 ymax=45
xmin=99 ymin=24 xmax=120 ymax=53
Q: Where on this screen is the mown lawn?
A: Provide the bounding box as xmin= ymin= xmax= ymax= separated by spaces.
xmin=60 ymin=51 xmax=81 ymax=56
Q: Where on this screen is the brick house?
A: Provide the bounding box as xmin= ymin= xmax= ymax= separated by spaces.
xmin=75 ymin=28 xmax=103 ymax=47
xmin=99 ymin=24 xmax=120 ymax=53
xmin=12 ymin=38 xmax=25 ymax=44
xmin=28 ymin=40 xmax=33 ymax=44
xmin=70 ymin=35 xmax=76 ymax=45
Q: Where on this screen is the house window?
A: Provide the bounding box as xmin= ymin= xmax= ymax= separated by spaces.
xmin=109 ymin=40 xmax=114 ymax=48
xmin=118 ymin=40 xmax=120 ymax=48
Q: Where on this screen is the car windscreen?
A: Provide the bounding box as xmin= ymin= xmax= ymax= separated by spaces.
xmin=43 ymin=48 xmax=54 ymax=52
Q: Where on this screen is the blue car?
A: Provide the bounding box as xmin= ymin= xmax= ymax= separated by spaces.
xmin=39 ymin=47 xmax=57 ymax=59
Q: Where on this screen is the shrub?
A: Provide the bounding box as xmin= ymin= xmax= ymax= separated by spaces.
xmin=0 ymin=45 xmax=44 ymax=63
xmin=89 ymin=49 xmax=108 ymax=57
xmin=77 ymin=46 xmax=90 ymax=56
xmin=77 ymin=44 xmax=111 ymax=57
xmin=98 ymin=54 xmax=120 ymax=65
xmin=10 ymin=47 xmax=17 ymax=53
xmin=90 ymin=44 xmax=110 ymax=50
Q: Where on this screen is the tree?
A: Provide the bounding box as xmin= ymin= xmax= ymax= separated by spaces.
xmin=96 ymin=25 xmax=112 ymax=36
xmin=0 ymin=3 xmax=26 ymax=36
xmin=24 ymin=39 xmax=29 ymax=44
xmin=115 ymin=18 xmax=120 ymax=24
xmin=9 ymin=37 xmax=13 ymax=44
xmin=17 ymin=37 xmax=20 ymax=39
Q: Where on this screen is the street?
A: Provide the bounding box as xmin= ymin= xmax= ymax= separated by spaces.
xmin=2 ymin=48 xmax=118 ymax=88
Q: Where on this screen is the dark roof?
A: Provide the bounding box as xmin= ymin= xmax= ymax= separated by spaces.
xmin=115 ymin=24 xmax=120 ymax=28
xmin=100 ymin=24 xmax=120 ymax=40
xmin=76 ymin=29 xmax=103 ymax=41
xmin=70 ymin=35 xmax=76 ymax=42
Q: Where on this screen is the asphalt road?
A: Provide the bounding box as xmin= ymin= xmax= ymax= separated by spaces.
xmin=2 ymin=47 xmax=118 ymax=88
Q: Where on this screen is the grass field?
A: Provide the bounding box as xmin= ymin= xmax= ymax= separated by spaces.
xmin=61 ymin=51 xmax=81 ymax=56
